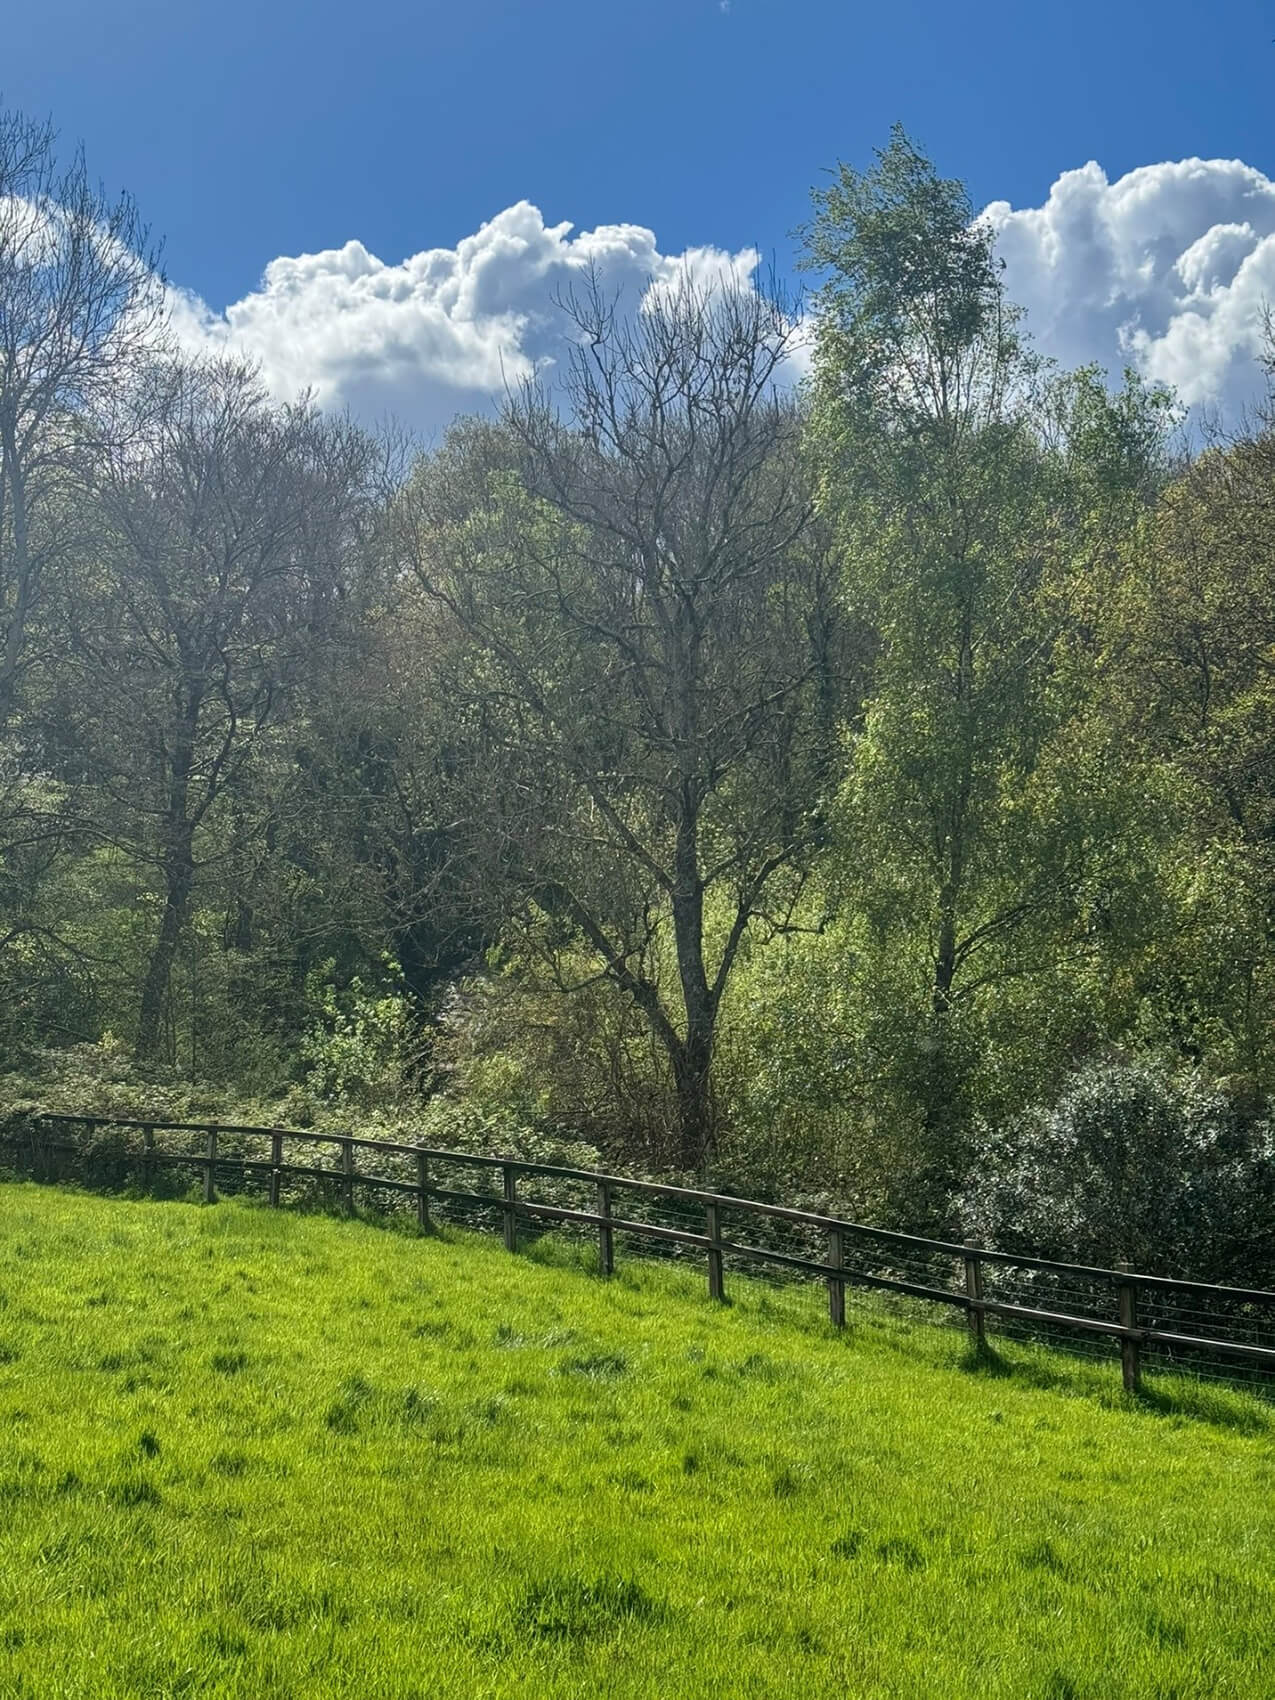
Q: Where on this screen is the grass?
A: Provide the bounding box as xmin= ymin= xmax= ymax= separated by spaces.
xmin=1 ymin=1183 xmax=1273 ymax=1699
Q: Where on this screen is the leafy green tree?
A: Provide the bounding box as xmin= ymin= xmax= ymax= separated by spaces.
xmin=1099 ymin=366 xmax=1275 ymax=1078
xmin=59 ymin=358 xmax=379 ymax=1060
xmin=802 ymin=131 xmax=1171 ymax=1220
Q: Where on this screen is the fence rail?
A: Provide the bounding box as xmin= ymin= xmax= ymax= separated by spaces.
xmin=8 ymin=1112 xmax=1275 ymax=1396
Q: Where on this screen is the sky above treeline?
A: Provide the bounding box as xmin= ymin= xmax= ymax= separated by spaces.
xmin=8 ymin=0 xmax=1275 ymax=432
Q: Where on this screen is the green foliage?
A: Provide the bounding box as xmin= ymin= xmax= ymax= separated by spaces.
xmin=963 ymin=1058 xmax=1275 ymax=1284
xmin=1 ymin=1186 xmax=1273 ymax=1697
xmin=3 ymin=119 xmax=1275 ymax=1253
xmin=800 ymin=124 xmax=1006 ymax=404
xmin=299 ymin=959 xmax=429 ymax=1108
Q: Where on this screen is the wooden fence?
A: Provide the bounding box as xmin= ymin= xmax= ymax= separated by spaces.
xmin=10 ymin=1111 xmax=1275 ymax=1396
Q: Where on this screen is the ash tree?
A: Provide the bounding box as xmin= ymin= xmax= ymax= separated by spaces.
xmin=403 ymin=275 xmax=850 ymax=1170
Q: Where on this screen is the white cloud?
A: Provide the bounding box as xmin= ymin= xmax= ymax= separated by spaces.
xmin=170 ymin=202 xmax=764 ymax=432
xmin=166 ymin=157 xmax=1275 ymax=432
xmin=982 ymin=157 xmax=1275 ymax=413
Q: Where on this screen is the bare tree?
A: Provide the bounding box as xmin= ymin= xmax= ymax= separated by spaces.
xmin=405 ymin=275 xmax=850 ymax=1169
xmin=0 ymin=108 xmax=164 ymax=734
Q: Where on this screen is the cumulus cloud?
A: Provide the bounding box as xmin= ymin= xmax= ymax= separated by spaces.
xmin=165 ymin=158 xmax=1275 ymax=431
xmin=170 ymin=202 xmax=763 ymax=432
xmin=982 ymin=157 xmax=1275 ymax=414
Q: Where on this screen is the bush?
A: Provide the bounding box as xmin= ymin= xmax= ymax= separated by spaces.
xmin=299 ymin=960 xmax=430 ymax=1110
xmin=962 ymin=1057 xmax=1275 ymax=1285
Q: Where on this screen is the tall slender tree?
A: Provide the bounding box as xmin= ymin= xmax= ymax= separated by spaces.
xmin=802 ymin=131 xmax=1169 ymax=1215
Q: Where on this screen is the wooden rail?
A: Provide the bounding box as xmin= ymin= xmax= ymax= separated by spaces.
xmin=11 ymin=1112 xmax=1275 ymax=1395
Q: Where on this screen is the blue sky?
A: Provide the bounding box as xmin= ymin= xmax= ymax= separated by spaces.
xmin=8 ymin=0 xmax=1275 ymax=427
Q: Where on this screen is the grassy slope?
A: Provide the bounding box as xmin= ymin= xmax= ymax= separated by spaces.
xmin=0 ymin=1185 xmax=1272 ymax=1700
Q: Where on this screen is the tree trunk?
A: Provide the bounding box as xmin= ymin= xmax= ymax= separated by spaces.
xmin=918 ymin=756 xmax=972 ymax=1226
xmin=138 ymin=701 xmax=199 ymax=1061
xmin=670 ymin=1027 xmax=716 ymax=1173
xmin=0 ymin=416 xmax=31 ymax=737
xmin=137 ymin=819 xmax=195 ymax=1061
xmin=670 ymin=786 xmax=717 ymax=1171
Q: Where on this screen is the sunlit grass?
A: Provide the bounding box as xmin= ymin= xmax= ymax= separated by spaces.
xmin=1 ymin=1182 xmax=1272 ymax=1698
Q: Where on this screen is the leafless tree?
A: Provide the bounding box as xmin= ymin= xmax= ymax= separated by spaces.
xmin=405 ymin=274 xmax=852 ymax=1168
xmin=0 ymin=108 xmax=165 ymax=734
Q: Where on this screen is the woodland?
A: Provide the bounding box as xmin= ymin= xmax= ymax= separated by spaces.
xmin=5 ymin=113 xmax=1275 ymax=1279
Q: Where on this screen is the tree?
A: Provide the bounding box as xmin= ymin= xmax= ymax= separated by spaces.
xmin=0 ymin=107 xmax=163 ymax=734
xmin=60 ymin=358 xmax=379 ymax=1060
xmin=802 ymin=131 xmax=1170 ymax=1217
xmin=1100 ymin=355 xmax=1275 ymax=1077
xmin=402 ymin=275 xmax=850 ymax=1169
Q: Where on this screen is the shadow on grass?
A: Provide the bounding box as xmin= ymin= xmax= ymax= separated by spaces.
xmin=955 ymin=1339 xmax=1271 ymax=1435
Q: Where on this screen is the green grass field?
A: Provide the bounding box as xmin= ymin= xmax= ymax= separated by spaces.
xmin=1 ymin=1183 xmax=1273 ymax=1699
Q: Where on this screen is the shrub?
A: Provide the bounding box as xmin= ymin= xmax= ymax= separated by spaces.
xmin=962 ymin=1057 xmax=1275 ymax=1285
xmin=299 ymin=960 xmax=430 ymax=1109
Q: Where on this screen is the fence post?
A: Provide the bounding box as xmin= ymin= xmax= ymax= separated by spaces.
xmin=141 ymin=1124 xmax=154 ymax=1192
xmin=1115 ymin=1260 xmax=1140 ymax=1393
xmin=416 ymin=1151 xmax=431 ymax=1231
xmin=826 ymin=1226 xmax=847 ymax=1328
xmin=203 ymin=1127 xmax=218 ymax=1204
xmin=963 ymin=1240 xmax=985 ymax=1349
xmin=596 ymin=1180 xmax=614 ymax=1277
xmin=705 ymin=1200 xmax=725 ymax=1302
xmin=77 ymin=1119 xmax=96 ymax=1185
xmin=342 ymin=1138 xmax=355 ymax=1215
xmin=502 ymin=1163 xmax=518 ymax=1252
xmin=269 ymin=1133 xmax=282 ymax=1208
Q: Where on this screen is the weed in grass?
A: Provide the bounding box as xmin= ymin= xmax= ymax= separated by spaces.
xmin=736 ymin=1351 xmax=787 ymax=1382
xmin=502 ymin=1376 xmax=541 ymax=1398
xmin=770 ymin=1464 xmax=803 ymax=1498
xmin=561 ymin=1350 xmax=628 ymax=1379
xmin=609 ymin=1469 xmax=654 ymax=1493
xmin=1018 ymin=1538 xmax=1070 ymax=1576
xmin=1042 ymin=1672 xmax=1081 ymax=1700
xmin=510 ymin=1575 xmax=665 ymax=1642
xmin=400 ymin=1386 xmax=438 ymax=1425
xmin=108 ymin=1474 xmax=161 ymax=1508
xmin=1144 ymin=1610 xmax=1188 ymax=1650
xmin=875 ymin=1536 xmax=927 ymax=1571
xmin=324 ymin=1374 xmax=376 ymax=1434
xmin=829 ymin=1528 xmax=864 ymax=1559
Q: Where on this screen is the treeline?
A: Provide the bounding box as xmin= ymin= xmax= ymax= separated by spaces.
xmin=5 ymin=117 xmax=1275 ymax=1270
